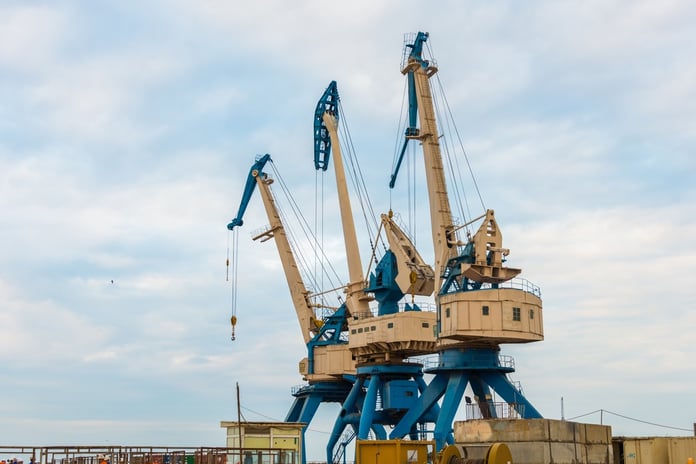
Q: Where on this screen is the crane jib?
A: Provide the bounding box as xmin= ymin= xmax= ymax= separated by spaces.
xmin=227 ymin=153 xmax=272 ymax=230
xmin=313 ymin=80 xmax=340 ymax=171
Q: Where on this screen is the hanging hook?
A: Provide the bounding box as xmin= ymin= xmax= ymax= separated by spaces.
xmin=230 ymin=315 xmax=237 ymax=341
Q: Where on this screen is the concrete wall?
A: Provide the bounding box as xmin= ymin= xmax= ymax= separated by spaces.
xmin=454 ymin=418 xmax=613 ymax=464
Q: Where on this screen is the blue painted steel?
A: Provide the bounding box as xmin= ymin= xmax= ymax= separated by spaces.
xmin=469 ymin=376 xmax=496 ymax=418
xmin=314 ymin=81 xmax=339 ymax=171
xmin=389 ymin=32 xmax=430 ymax=189
xmin=306 ymin=304 xmax=349 ymax=374
xmin=227 ymin=154 xmax=272 ymax=230
xmin=390 ymin=347 xmax=542 ymax=451
xmin=326 ymin=376 xmax=365 ymax=462
xmin=389 ymin=373 xmax=453 ymax=444
xmin=383 ymin=379 xmax=419 ymax=410
xmin=358 ymin=376 xmax=381 ymax=438
xmin=286 ymin=381 xmax=354 ymax=463
xmin=479 ymin=371 xmax=542 ymax=418
xmin=364 ymin=250 xmax=404 ymax=315
xmin=228 ymin=154 xmax=354 ymax=464
xmin=325 ymin=363 xmax=441 ymax=463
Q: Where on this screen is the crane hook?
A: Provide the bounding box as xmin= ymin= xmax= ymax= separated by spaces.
xmin=230 ymin=315 xmax=237 ymax=341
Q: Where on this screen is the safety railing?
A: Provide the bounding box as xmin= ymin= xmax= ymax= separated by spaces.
xmin=0 ymin=447 xmax=299 ymax=464
xmin=465 ymin=402 xmax=525 ymax=420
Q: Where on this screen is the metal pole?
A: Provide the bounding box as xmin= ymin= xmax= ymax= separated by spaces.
xmin=237 ymin=383 xmax=243 ymax=464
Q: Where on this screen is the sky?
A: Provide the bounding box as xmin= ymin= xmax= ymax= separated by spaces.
xmin=1 ymin=0 xmax=695 ymax=460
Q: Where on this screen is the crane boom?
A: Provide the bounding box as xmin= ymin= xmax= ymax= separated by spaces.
xmin=315 ymin=81 xmax=371 ymax=315
xmin=227 ymin=155 xmax=318 ymax=344
xmin=399 ymin=32 xmax=459 ymax=287
xmin=228 ymin=154 xmax=272 ymax=230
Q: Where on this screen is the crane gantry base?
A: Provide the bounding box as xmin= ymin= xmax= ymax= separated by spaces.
xmin=388 ymin=348 xmax=543 ymax=451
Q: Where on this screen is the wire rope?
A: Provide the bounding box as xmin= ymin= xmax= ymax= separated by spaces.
xmin=228 ymin=227 xmax=240 ymax=340
xmin=567 ymin=409 xmax=693 ymax=433
xmin=337 ymin=104 xmax=387 ymax=256
xmin=270 ymin=162 xmax=344 ymax=298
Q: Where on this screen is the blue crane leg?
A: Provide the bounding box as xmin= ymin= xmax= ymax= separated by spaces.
xmin=358 ymin=376 xmax=382 ymax=439
xmin=469 ymin=375 xmax=497 ymax=418
xmin=390 ymin=372 xmax=448 ymax=439
xmin=285 ymin=396 xmax=305 ymax=422
xmin=414 ymin=373 xmax=444 ymax=422
xmin=433 ymin=371 xmax=469 ymax=450
xmin=371 ymin=424 xmax=387 ymax=440
xmin=479 ymin=371 xmax=543 ymax=418
xmin=285 ymin=393 xmax=322 ymax=464
xmin=327 ymin=378 xmax=364 ymax=463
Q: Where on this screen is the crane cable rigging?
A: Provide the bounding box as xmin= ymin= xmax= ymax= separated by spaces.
xmin=226 ymin=227 xmax=239 ymax=340
xmin=426 ymin=39 xmax=486 ymax=221
xmin=227 ymin=156 xmax=351 ymax=343
xmin=270 ymin=161 xmax=346 ymax=302
xmin=391 ymin=38 xmax=487 ymax=246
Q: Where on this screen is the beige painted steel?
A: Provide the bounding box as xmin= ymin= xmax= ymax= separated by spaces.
xmin=253 ymin=174 xmax=318 ymax=344
xmin=615 ymin=437 xmax=696 ymax=464
xmin=298 ymin=344 xmax=354 ymax=382
xmin=454 ymin=418 xmax=613 ymax=464
xmin=438 ymin=288 xmax=543 ymax=347
xmin=401 ymin=58 xmax=458 ymax=291
xmin=400 ymin=50 xmax=544 ymax=350
xmin=380 ymin=213 xmax=435 ymax=297
xmin=253 ymin=174 xmax=356 ymax=380
xmin=349 ymin=310 xmax=437 ymax=360
xmin=460 ymin=210 xmax=521 ymax=284
xmin=321 ymin=111 xmax=372 ymax=315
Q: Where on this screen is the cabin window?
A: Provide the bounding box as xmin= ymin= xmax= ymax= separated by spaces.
xmin=358 ymin=327 xmax=363 ymax=333
xmin=445 ymin=307 xmax=450 ymax=317
xmin=371 ymin=326 xmax=377 ymax=331
xmin=529 ymin=309 xmax=534 ymax=319
xmin=422 ymin=322 xmax=429 ymax=328
xmin=387 ymin=322 xmax=394 ymax=329
xmin=513 ymin=307 xmax=521 ymax=321
xmin=351 ymin=329 xmax=356 ymax=334
xmin=482 ymin=305 xmax=489 ymax=316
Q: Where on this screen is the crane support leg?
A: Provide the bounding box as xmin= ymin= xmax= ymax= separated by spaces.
xmin=389 ymin=373 xmax=450 ymax=441
xmin=326 ymin=377 xmax=365 ymax=463
xmin=433 ymin=371 xmax=469 ymax=450
xmin=479 ymin=371 xmax=543 ymax=419
xmin=469 ymin=375 xmax=497 ymax=419
xmin=358 ymin=376 xmax=383 ymax=439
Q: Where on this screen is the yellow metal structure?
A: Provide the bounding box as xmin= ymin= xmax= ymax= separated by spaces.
xmin=355 ymin=440 xmax=433 ymax=464
xmin=355 ymin=440 xmax=514 ymax=464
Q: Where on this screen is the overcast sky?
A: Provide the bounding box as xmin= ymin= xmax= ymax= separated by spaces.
xmin=1 ymin=0 xmax=695 ymax=460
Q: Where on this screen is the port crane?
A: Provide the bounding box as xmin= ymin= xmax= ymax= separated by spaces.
xmin=386 ymin=32 xmax=545 ymax=451
xmin=227 ymin=154 xmax=355 ymax=463
xmin=313 ymin=85 xmax=447 ymax=462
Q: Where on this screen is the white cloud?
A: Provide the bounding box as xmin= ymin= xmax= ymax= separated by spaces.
xmin=1 ymin=0 xmax=695 ymax=455
xmin=0 ymin=4 xmax=71 ymax=72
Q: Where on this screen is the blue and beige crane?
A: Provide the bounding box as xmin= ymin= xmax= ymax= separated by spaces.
xmin=227 ymin=154 xmax=355 ymax=463
xmin=387 ymin=32 xmax=545 ymax=451
xmin=314 ymin=82 xmax=447 ymax=463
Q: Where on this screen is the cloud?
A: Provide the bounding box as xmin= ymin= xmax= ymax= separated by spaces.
xmin=1 ymin=0 xmax=695 ymax=456
xmin=0 ymin=4 xmax=71 ymax=73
